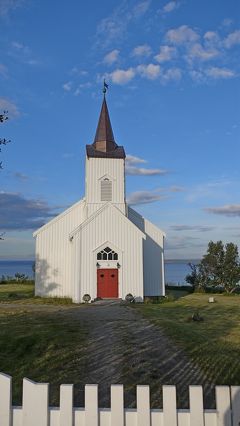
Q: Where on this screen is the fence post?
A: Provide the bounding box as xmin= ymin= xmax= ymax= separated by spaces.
xmin=60 ymin=384 xmax=73 ymax=426
xmin=22 ymin=378 xmax=49 ymax=426
xmin=111 ymin=384 xmax=124 ymax=426
xmin=137 ymin=385 xmax=150 ymax=426
xmin=85 ymin=384 xmax=98 ymax=426
xmin=0 ymin=373 xmax=12 ymax=426
xmin=231 ymin=386 xmax=240 ymax=426
xmin=216 ymin=386 xmax=231 ymax=426
xmin=163 ymin=385 xmax=177 ymax=426
xmin=189 ymin=385 xmax=204 ymax=426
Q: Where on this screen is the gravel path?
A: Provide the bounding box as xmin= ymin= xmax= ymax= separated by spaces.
xmin=0 ymin=301 xmax=215 ymax=408
xmin=65 ymin=301 xmax=214 ymax=408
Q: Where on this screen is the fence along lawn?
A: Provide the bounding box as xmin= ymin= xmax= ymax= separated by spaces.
xmin=135 ymin=293 xmax=240 ymax=386
xmin=1 ymin=374 xmax=240 ymax=426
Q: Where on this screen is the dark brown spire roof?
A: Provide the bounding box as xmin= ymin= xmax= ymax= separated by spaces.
xmin=93 ymin=96 xmax=116 ymax=152
xmin=86 ymin=95 xmax=125 ymax=159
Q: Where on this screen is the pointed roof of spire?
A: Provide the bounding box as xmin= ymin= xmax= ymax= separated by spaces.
xmin=86 ymin=93 xmax=125 ymax=159
xmin=93 ymin=95 xmax=116 ymax=152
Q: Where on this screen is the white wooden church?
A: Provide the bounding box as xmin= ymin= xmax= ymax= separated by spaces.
xmin=34 ymin=94 xmax=165 ymax=302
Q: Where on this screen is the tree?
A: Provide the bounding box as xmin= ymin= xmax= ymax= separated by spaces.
xmin=0 ymin=110 xmax=10 ymax=169
xmin=222 ymin=243 xmax=240 ymax=293
xmin=1 ymin=111 xmax=10 ymax=240
xmin=186 ymin=241 xmax=240 ymax=293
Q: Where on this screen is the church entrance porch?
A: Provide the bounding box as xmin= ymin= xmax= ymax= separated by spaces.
xmin=97 ymin=268 xmax=118 ymax=298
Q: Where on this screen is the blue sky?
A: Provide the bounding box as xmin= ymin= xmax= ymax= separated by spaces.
xmin=0 ymin=0 xmax=240 ymax=259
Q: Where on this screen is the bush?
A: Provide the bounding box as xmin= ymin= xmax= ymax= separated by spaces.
xmin=144 ymin=295 xmax=173 ymax=304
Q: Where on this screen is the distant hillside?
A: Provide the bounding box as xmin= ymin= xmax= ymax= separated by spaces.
xmin=165 ymin=259 xmax=200 ymax=264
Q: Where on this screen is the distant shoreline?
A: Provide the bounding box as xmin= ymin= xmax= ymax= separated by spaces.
xmin=165 ymin=259 xmax=200 ymax=264
xmin=0 ymin=259 xmax=200 ymax=263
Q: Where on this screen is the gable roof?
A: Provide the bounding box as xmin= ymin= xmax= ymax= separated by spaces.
xmin=69 ymin=202 xmax=146 ymax=239
xmin=128 ymin=206 xmax=166 ymax=237
xmin=33 ymin=198 xmax=85 ymax=237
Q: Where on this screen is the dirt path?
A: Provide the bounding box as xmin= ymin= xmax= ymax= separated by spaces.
xmin=0 ymin=301 xmax=215 ymax=408
xmin=63 ymin=301 xmax=214 ymax=408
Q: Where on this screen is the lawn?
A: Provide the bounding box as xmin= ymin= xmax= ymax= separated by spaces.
xmin=0 ymin=282 xmax=87 ymax=405
xmin=1 ymin=285 xmax=240 ymax=406
xmin=0 ymin=306 xmax=88 ymax=405
xmin=0 ymin=282 xmax=72 ymax=304
xmin=135 ymin=293 xmax=240 ymax=386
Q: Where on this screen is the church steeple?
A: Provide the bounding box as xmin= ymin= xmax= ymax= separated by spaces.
xmin=86 ymin=90 xmax=126 ymax=159
xmin=93 ymin=95 xmax=117 ymax=153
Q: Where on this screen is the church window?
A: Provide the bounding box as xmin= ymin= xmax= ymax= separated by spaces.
xmin=97 ymin=247 xmax=118 ymax=261
xmin=101 ymin=178 xmax=112 ymax=201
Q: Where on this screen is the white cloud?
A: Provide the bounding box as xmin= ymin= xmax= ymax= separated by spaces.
xmin=103 ymin=49 xmax=120 ymax=65
xmin=0 ymin=64 xmax=8 ymax=78
xmin=70 ymin=67 xmax=88 ymax=76
xmin=132 ymin=44 xmax=152 ymax=57
xmin=163 ymin=1 xmax=179 ymax=13
xmin=96 ymin=1 xmax=151 ymax=46
xmin=189 ymin=69 xmax=204 ymax=82
xmin=108 ymin=68 xmax=135 ymax=85
xmin=162 ymin=67 xmax=182 ymax=82
xmin=205 ymin=67 xmax=236 ymax=79
xmin=187 ymin=43 xmax=220 ymax=62
xmin=13 ymin=172 xmax=29 ymax=181
xmin=137 ymin=63 xmax=161 ymax=79
xmin=0 ymin=98 xmax=19 ymax=117
xmin=126 ymin=155 xmax=147 ymax=164
xmin=0 ymin=191 xmax=56 ymax=231
xmin=126 ymin=166 xmax=168 ymax=175
xmin=154 ymin=45 xmax=177 ymax=63
xmin=132 ymin=0 xmax=151 ymax=18
xmin=74 ymin=82 xmax=92 ymax=96
xmin=127 ymin=190 xmax=164 ymax=205
xmin=169 ymin=186 xmax=185 ymax=192
xmin=62 ymin=81 xmax=72 ymax=91
xmin=204 ymin=31 xmax=220 ymax=43
xmin=205 ymin=205 xmax=240 ymax=217
xmin=222 ymin=18 xmax=233 ymax=28
xmin=166 ymin=25 xmax=199 ymax=45
xmin=12 ymin=41 xmax=24 ymax=49
xmin=126 ymin=154 xmax=167 ymax=175
xmin=0 ymin=0 xmax=23 ymax=17
xmin=170 ymin=225 xmax=215 ymax=232
xmin=223 ymin=30 xmax=240 ymax=49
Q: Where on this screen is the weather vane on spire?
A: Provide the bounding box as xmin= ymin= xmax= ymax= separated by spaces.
xmin=103 ymin=79 xmax=109 ymax=95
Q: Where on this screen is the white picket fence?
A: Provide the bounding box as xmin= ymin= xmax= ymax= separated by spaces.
xmin=1 ymin=373 xmax=240 ymax=426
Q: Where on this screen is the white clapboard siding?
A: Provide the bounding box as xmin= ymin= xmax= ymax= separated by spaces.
xmin=85 ymin=157 xmax=125 ymax=206
xmin=34 ymin=199 xmax=86 ymax=298
xmin=1 ymin=374 xmax=240 ymax=426
xmin=71 ymin=203 xmax=145 ymax=302
xmin=128 ymin=206 xmax=165 ymax=296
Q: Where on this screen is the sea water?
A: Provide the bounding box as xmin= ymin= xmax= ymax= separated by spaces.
xmin=0 ymin=259 xmax=197 ymax=284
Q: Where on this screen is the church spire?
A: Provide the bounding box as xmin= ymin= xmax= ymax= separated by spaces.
xmin=93 ymin=94 xmax=116 ymax=152
xmin=86 ymin=84 xmax=126 ymax=159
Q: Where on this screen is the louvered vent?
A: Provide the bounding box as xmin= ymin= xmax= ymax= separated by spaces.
xmin=101 ymin=178 xmax=112 ymax=201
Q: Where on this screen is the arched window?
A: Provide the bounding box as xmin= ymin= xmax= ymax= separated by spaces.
xmin=101 ymin=178 xmax=112 ymax=201
xmin=97 ymin=247 xmax=118 ymax=261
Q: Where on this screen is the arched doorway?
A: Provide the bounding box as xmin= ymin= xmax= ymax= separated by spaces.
xmin=97 ymin=247 xmax=119 ymax=298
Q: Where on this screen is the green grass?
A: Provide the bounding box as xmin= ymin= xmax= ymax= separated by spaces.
xmin=135 ymin=293 xmax=240 ymax=386
xmin=0 ymin=308 xmax=88 ymax=405
xmin=0 ymin=283 xmax=73 ymax=305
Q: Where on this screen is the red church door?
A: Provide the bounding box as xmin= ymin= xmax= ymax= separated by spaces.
xmin=97 ymin=269 xmax=118 ymax=298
